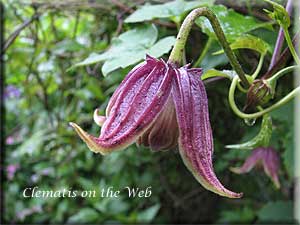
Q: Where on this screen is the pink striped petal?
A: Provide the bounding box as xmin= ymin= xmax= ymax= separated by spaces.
xmin=231 ymin=147 xmax=280 ymax=189
xmin=262 ymin=147 xmax=280 ymax=188
xmin=70 ymin=56 xmax=173 ymax=155
xmin=172 ymin=66 xmax=242 ymax=198
xmin=230 ymin=148 xmax=263 ymax=174
xmin=105 ymin=55 xmax=158 ymax=116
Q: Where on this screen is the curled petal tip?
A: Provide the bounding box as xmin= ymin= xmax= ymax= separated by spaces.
xmin=69 ymin=122 xmax=107 ymax=155
xmin=93 ymin=109 xmax=106 ymax=126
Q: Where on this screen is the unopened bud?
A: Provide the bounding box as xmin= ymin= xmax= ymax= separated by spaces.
xmin=246 ymin=79 xmax=273 ymax=108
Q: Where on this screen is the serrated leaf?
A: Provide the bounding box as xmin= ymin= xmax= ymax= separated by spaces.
xmin=125 ymin=0 xmax=214 ymax=23
xmin=72 ymin=25 xmax=175 ymax=75
xmin=196 ymin=5 xmax=272 ymax=42
xmin=258 ymin=201 xmax=294 ymax=222
xmin=213 ymin=34 xmax=271 ymax=55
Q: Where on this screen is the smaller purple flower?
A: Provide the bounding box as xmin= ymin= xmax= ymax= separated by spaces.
xmin=4 ymin=85 xmax=21 ymax=99
xmin=6 ymin=136 xmax=15 ymax=145
xmin=231 ymin=147 xmax=280 ymax=188
xmin=6 ymin=164 xmax=20 ymax=180
xmin=5 ymin=131 xmax=22 ymax=145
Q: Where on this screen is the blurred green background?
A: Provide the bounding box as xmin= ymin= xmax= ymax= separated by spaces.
xmin=3 ymin=0 xmax=296 ymax=223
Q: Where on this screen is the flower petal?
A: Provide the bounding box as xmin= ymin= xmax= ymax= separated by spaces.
xmin=137 ymin=96 xmax=179 ymax=151
xmin=262 ymin=147 xmax=280 ymax=189
xmin=230 ymin=148 xmax=263 ymax=174
xmin=71 ymin=56 xmax=173 ymax=155
xmin=172 ymin=67 xmax=242 ymax=198
xmin=105 ymin=55 xmax=158 ymax=116
xmin=93 ymin=109 xmax=106 ymax=126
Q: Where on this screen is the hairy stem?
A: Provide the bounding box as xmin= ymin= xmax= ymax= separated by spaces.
xmin=168 ymin=7 xmax=250 ymax=88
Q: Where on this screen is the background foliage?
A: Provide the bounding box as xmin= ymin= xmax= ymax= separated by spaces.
xmin=3 ymin=0 xmax=296 ymax=223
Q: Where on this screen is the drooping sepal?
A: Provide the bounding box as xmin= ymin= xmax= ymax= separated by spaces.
xmin=70 ymin=56 xmax=173 ymax=155
xmin=172 ymin=66 xmax=242 ymax=198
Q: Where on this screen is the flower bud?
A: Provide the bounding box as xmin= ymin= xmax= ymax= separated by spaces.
xmin=246 ymin=79 xmax=273 ymax=108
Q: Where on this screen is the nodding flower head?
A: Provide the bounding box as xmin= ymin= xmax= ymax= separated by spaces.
xmin=231 ymin=147 xmax=280 ymax=189
xmin=70 ymin=55 xmax=242 ymax=198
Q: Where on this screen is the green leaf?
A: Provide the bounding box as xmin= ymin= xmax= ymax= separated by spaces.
xmin=201 ymin=69 xmax=236 ymax=80
xmin=257 ymin=201 xmax=294 ymax=222
xmin=147 ymin=36 xmax=177 ymax=57
xmin=118 ymin=24 xmax=158 ymax=47
xmin=125 ymin=0 xmax=214 ymax=23
xmin=213 ymin=34 xmax=271 ymax=55
xmin=137 ymin=204 xmax=160 ymax=223
xmin=101 ymin=50 xmax=145 ymax=75
xmin=71 ymin=52 xmax=108 ymax=68
xmin=218 ymin=207 xmax=255 ymax=223
xmin=196 ymin=5 xmax=272 ymax=42
xmin=67 ymin=208 xmax=99 ymax=223
xmin=72 ymin=25 xmax=175 ymax=75
xmin=12 ymin=130 xmax=48 ymax=157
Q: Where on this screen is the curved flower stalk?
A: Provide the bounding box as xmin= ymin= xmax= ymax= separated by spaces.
xmin=70 ymin=55 xmax=242 ymax=198
xmin=231 ymin=147 xmax=280 ymax=189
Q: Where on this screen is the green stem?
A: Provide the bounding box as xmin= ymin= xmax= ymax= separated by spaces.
xmin=237 ymin=81 xmax=248 ymax=93
xmin=168 ymin=7 xmax=250 ymax=88
xmin=229 ymin=76 xmax=300 ymax=119
xmin=283 ymin=27 xmax=300 ymax=65
xmin=268 ymin=65 xmax=300 ymax=83
xmin=251 ymin=54 xmax=265 ymax=79
xmin=193 ymin=37 xmax=213 ymax=67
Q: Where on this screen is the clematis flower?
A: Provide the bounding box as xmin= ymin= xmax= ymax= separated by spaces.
xmin=231 ymin=147 xmax=280 ymax=188
xmin=70 ymin=55 xmax=242 ymax=198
